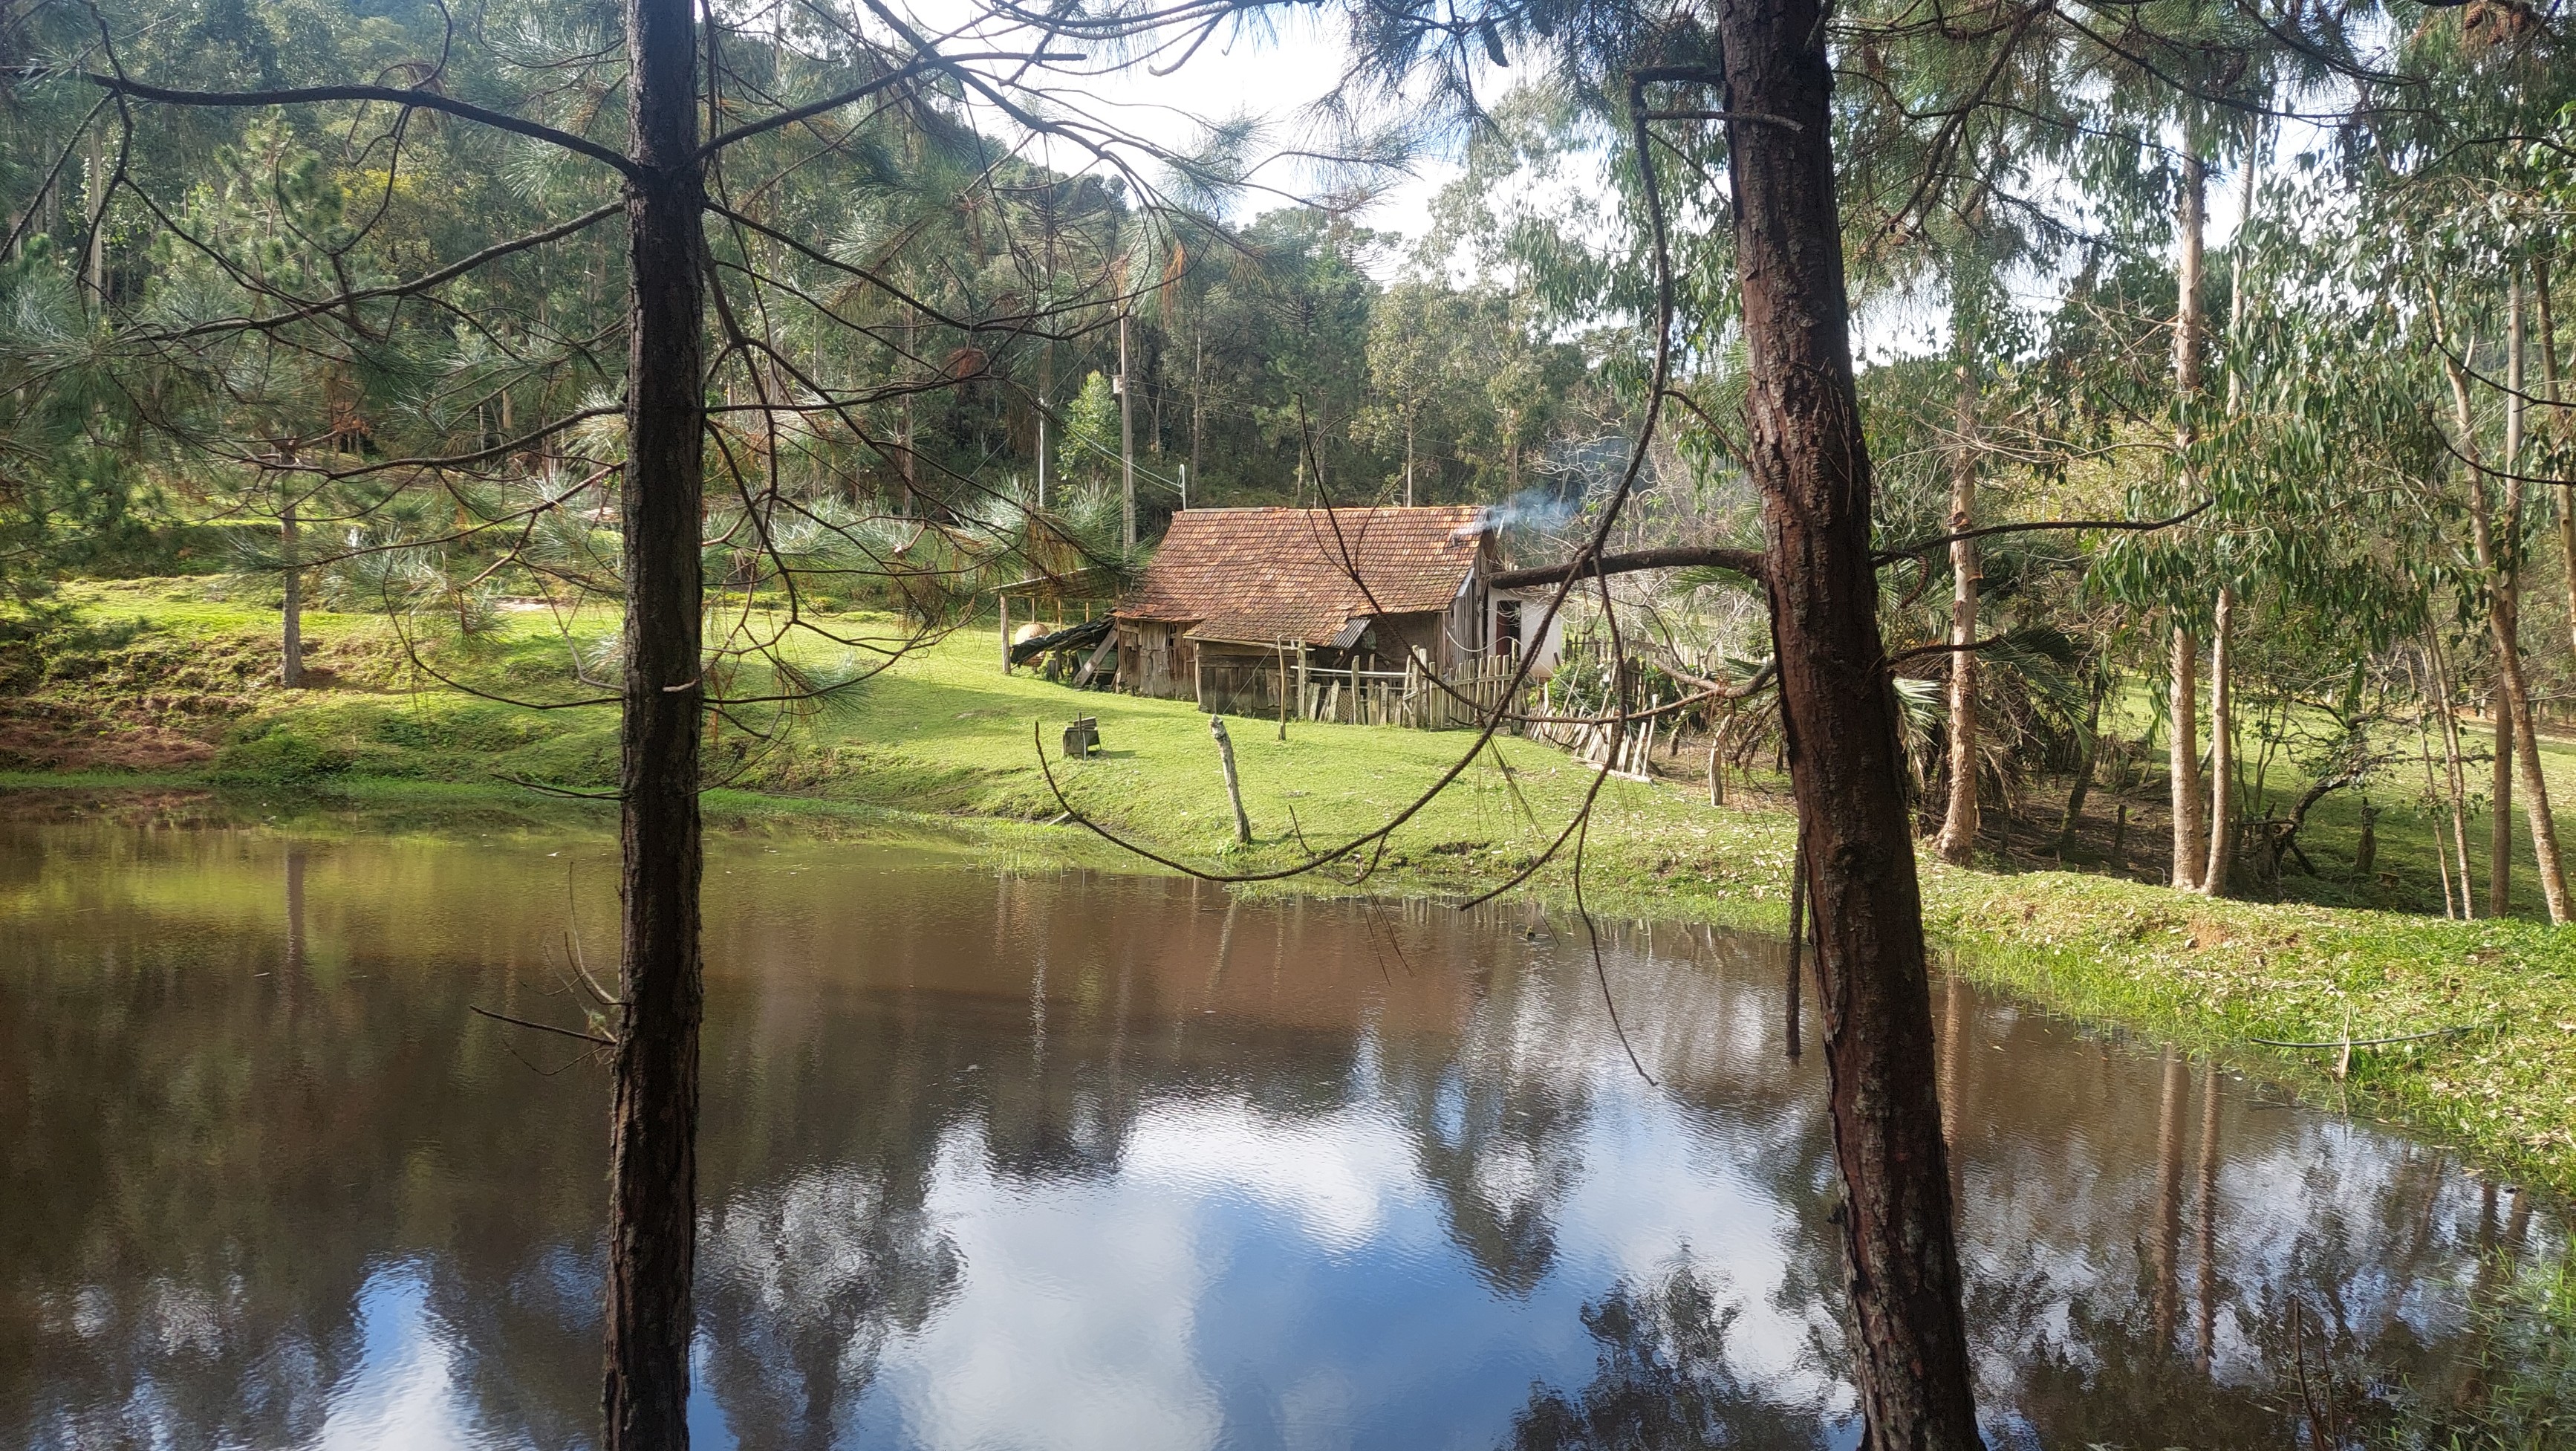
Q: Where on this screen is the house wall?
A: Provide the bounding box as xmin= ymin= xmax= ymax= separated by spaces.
xmin=1486 ymin=593 xmax=1564 ymax=678
xmin=1116 ymin=621 xmax=1198 ymax=699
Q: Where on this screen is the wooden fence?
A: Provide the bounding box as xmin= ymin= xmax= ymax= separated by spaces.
xmin=1194 ymin=652 xmax=1526 ymax=730
xmin=1520 ymin=670 xmax=1683 ymax=782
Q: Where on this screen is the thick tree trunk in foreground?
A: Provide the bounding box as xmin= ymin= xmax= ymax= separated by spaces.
xmin=2169 ymin=626 xmax=2204 ymax=892
xmin=2202 ymin=588 xmax=2234 ymax=896
xmin=603 ymin=0 xmax=707 ymax=1442
xmin=1715 ymin=3 xmax=1982 ymax=1444
xmin=1932 ymin=350 xmax=1980 ymax=867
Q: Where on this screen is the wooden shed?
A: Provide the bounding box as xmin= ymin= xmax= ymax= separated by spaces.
xmin=1113 ymin=506 xmax=1561 ymax=722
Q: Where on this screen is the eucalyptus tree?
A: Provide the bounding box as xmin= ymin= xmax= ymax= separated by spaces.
xmin=1355 ymin=277 xmax=1463 ymax=504
xmin=2300 ymin=11 xmax=2576 ymax=923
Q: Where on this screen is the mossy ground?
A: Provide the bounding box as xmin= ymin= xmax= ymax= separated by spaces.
xmin=12 ymin=577 xmax=2576 ymax=1201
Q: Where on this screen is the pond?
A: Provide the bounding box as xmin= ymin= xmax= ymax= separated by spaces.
xmin=0 ymin=814 xmax=2549 ymax=1449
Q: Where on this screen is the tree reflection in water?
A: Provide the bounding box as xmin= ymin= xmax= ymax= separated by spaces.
xmin=1508 ymin=1268 xmax=1829 ymax=1451
xmin=0 ymin=818 xmax=2560 ymax=1450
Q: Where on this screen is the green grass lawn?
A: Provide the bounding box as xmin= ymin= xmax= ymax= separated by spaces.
xmin=15 ymin=577 xmax=2576 ymax=1197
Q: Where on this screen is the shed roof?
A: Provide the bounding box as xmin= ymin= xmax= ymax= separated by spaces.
xmin=1119 ymin=506 xmax=1490 ymax=647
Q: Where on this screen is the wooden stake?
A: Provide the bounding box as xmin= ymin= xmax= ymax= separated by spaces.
xmin=1211 ymin=715 xmax=1251 ymax=845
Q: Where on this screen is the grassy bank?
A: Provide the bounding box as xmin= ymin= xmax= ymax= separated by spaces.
xmin=11 ymin=577 xmax=2576 ymax=1198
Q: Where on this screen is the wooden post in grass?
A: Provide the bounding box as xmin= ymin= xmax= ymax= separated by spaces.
xmin=1211 ymin=715 xmax=1251 ymax=844
xmin=998 ymin=594 xmax=1010 ymax=674
xmin=1277 ymin=641 xmax=1290 ymax=741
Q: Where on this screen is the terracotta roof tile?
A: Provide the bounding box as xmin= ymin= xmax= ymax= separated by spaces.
xmin=1119 ymin=506 xmax=1489 ymax=646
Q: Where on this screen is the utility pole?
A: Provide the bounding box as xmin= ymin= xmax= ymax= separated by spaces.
xmin=1119 ymin=309 xmax=1136 ymax=550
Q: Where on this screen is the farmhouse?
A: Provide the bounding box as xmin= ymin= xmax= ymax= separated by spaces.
xmin=1111 ymin=505 xmax=1561 ymax=721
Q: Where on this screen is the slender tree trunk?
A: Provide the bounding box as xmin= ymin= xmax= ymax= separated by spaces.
xmin=1933 ymin=343 xmax=1980 ymax=866
xmin=603 ymin=0 xmax=707 ymax=1442
xmin=898 ymin=308 xmax=916 ymax=513
xmin=1190 ymin=319 xmax=1205 ymax=494
xmin=2202 ymin=137 xmax=2257 ymax=899
xmin=2170 ymin=625 xmax=2205 ymax=891
xmin=2538 ymin=259 xmax=2576 ymax=671
xmin=2445 ymin=317 xmax=2573 ymax=923
xmin=1119 ymin=309 xmax=1136 ymax=550
xmin=83 ymin=125 xmax=106 ymax=307
xmin=2420 ymin=684 xmax=2459 ymax=920
xmin=2497 ymin=278 xmax=2525 ymax=919
xmin=2202 ymin=588 xmax=2234 ymax=895
xmin=2054 ymin=676 xmax=2106 ymax=858
xmin=1403 ymin=415 xmax=1415 ymax=507
xmin=2169 ymin=148 xmax=2208 ymax=895
xmin=2427 ymin=629 xmax=2479 ymax=916
xmin=2494 ymin=689 xmax=2515 ymax=918
xmin=279 ymin=480 xmax=303 ymax=689
xmin=1714 ymin=4 xmax=1981 ymax=1443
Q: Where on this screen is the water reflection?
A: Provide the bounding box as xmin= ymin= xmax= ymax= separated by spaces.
xmin=0 ymin=819 xmax=2548 ymax=1450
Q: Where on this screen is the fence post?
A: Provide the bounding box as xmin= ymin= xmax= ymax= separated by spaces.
xmin=1210 ymin=715 xmax=1252 ymax=845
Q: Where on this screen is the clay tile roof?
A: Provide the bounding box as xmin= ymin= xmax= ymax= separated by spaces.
xmin=1118 ymin=506 xmax=1491 ymax=647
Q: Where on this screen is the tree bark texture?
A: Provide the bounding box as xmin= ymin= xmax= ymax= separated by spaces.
xmin=2169 ymin=626 xmax=2204 ymax=892
xmin=1932 ymin=348 xmax=1980 ymax=867
xmin=604 ymin=0 xmax=707 ymax=1443
xmin=2202 ymin=588 xmax=2234 ymax=897
xmin=1714 ymin=4 xmax=1983 ymax=1444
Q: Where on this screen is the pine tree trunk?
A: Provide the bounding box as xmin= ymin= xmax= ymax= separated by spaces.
xmin=2170 ymin=625 xmax=2204 ymax=891
xmin=1932 ymin=347 xmax=1980 ymax=866
xmin=602 ymin=0 xmax=707 ymax=1441
xmin=83 ymin=125 xmax=106 ymax=306
xmin=2202 ymin=587 xmax=2234 ymax=896
xmin=1713 ymin=4 xmax=1981 ymax=1443
xmin=1119 ymin=310 xmax=1136 ymax=550
xmin=280 ymin=487 xmax=303 ymax=689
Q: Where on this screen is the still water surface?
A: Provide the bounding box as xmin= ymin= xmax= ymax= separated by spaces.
xmin=0 ymin=818 xmax=2550 ymax=1448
